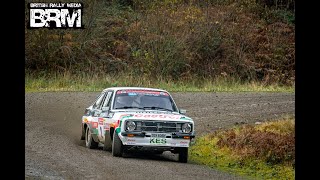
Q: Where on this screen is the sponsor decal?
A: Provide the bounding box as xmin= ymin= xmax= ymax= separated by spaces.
xmin=83 ymin=118 xmax=88 ymax=123
xmin=134 ymin=114 xmax=180 ymax=119
xmin=98 ymin=118 xmax=104 ymax=125
xmin=104 ymin=123 xmax=110 ymax=130
xmin=127 ymin=142 xmax=136 ymax=145
xmin=116 ymin=90 xmax=168 ymax=96
xmin=180 ymin=141 xmax=189 ymax=144
xmin=93 ymin=128 xmax=99 ymax=134
xmin=127 ymin=139 xmax=136 ymax=142
xmin=91 ymin=122 xmax=98 ymax=128
xmin=119 ymin=114 xmax=130 ymax=120
xmin=113 ymin=114 xmax=133 ymax=130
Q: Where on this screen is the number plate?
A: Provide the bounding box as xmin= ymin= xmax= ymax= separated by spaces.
xmin=150 ymin=133 xmax=167 ymax=144
xmin=151 ymin=133 xmax=166 ymax=138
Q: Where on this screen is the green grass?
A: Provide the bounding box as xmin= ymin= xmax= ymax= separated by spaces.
xmin=189 ymin=117 xmax=295 ymax=180
xmin=25 ymin=73 xmax=294 ymax=92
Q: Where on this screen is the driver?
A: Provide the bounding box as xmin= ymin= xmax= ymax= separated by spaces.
xmin=114 ymin=95 xmax=134 ymax=108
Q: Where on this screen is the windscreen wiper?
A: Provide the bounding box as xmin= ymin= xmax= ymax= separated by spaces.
xmin=115 ymin=106 xmax=144 ymax=110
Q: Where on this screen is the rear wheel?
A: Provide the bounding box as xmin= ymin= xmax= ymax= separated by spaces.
xmin=178 ymin=147 xmax=188 ymax=163
xmin=85 ymin=126 xmax=98 ymax=149
xmin=112 ymin=131 xmax=123 ymax=157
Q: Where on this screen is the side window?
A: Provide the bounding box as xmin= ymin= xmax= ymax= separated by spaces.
xmin=92 ymin=93 xmax=106 ymax=109
xmin=102 ymin=91 xmax=113 ymax=108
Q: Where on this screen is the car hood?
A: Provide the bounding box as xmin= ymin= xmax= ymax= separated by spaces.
xmin=111 ymin=110 xmax=193 ymax=122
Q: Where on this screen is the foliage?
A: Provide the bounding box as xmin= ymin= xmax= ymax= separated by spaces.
xmin=25 ymin=0 xmax=295 ymax=85
xmin=189 ymin=117 xmax=295 ymax=180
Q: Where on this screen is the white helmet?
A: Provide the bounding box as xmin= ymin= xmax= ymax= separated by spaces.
xmin=116 ymin=96 xmax=133 ymax=106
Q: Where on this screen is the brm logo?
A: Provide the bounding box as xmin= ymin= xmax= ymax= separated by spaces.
xmin=28 ymin=2 xmax=83 ymax=29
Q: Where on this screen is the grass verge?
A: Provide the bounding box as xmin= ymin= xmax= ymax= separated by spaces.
xmin=189 ymin=116 xmax=295 ymax=180
xmin=25 ymin=73 xmax=294 ymax=92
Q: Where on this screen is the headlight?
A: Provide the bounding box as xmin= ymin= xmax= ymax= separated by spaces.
xmin=126 ymin=121 xmax=136 ymax=131
xmin=182 ymin=123 xmax=192 ymax=133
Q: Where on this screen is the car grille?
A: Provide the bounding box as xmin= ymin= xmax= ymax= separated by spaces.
xmin=129 ymin=120 xmax=187 ymax=133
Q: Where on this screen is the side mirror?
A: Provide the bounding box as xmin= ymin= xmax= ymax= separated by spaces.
xmin=102 ymin=106 xmax=110 ymax=112
xmin=100 ymin=107 xmax=110 ymax=118
xmin=179 ymin=109 xmax=187 ymax=114
xmin=93 ymin=109 xmax=102 ymax=117
xmin=101 ymin=112 xmax=114 ymax=118
xmin=84 ymin=108 xmax=91 ymax=116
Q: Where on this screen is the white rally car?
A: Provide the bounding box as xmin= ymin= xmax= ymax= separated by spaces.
xmin=80 ymin=87 xmax=195 ymax=162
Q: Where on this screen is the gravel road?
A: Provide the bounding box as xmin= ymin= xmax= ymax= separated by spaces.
xmin=25 ymin=92 xmax=294 ymax=179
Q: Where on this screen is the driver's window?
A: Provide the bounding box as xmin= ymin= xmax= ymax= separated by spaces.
xmin=102 ymin=91 xmax=113 ymax=108
xmin=93 ymin=93 xmax=105 ymax=109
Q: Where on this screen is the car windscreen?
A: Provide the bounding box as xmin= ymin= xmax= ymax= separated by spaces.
xmin=113 ymin=90 xmax=177 ymax=112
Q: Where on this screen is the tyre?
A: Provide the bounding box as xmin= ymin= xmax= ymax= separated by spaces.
xmin=85 ymin=126 xmax=98 ymax=149
xmin=103 ymin=131 xmax=112 ymax=151
xmin=178 ymin=147 xmax=188 ymax=163
xmin=112 ymin=131 xmax=123 ymax=157
xmin=80 ymin=125 xmax=85 ymax=140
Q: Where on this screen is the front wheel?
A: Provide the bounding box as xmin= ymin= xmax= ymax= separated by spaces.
xmin=85 ymin=126 xmax=98 ymax=149
xmin=112 ymin=131 xmax=123 ymax=157
xmin=80 ymin=125 xmax=85 ymax=140
xmin=103 ymin=131 xmax=112 ymax=151
xmin=178 ymin=147 xmax=188 ymax=163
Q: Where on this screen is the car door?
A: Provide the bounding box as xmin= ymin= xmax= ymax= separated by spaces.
xmin=95 ymin=91 xmax=114 ymax=142
xmin=83 ymin=92 xmax=105 ymax=123
xmin=91 ymin=92 xmax=107 ymax=117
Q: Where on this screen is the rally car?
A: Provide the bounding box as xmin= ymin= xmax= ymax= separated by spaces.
xmin=80 ymin=87 xmax=195 ymax=163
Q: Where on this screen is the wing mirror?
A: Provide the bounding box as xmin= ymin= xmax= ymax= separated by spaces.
xmin=179 ymin=109 xmax=187 ymax=114
xmin=100 ymin=107 xmax=111 ymax=118
xmin=84 ymin=108 xmax=91 ymax=116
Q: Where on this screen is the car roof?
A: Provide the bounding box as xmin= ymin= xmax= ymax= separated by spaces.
xmin=102 ymin=87 xmax=169 ymax=93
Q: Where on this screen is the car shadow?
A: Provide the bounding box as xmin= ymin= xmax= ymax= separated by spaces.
xmin=122 ymin=151 xmax=179 ymax=162
xmin=76 ymin=139 xmax=181 ymax=163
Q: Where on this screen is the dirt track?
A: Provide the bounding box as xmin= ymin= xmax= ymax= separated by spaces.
xmin=25 ymin=92 xmax=294 ymax=179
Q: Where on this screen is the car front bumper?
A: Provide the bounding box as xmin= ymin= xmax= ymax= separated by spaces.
xmin=119 ymin=132 xmax=194 ymax=148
